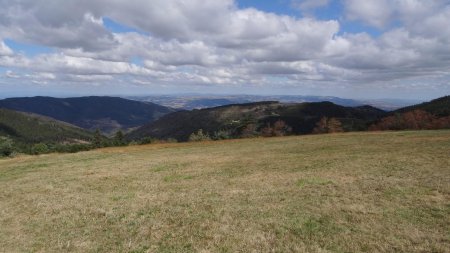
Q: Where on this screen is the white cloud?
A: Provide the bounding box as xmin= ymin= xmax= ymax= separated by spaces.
xmin=0 ymin=40 xmax=13 ymax=56
xmin=0 ymin=0 xmax=449 ymax=98
xmin=344 ymin=0 xmax=393 ymax=28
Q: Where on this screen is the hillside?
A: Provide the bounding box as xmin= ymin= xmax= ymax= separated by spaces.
xmin=395 ymin=95 xmax=450 ymax=116
xmin=0 ymin=96 xmax=174 ymax=134
xmin=0 ymin=108 xmax=95 ymax=146
xmin=127 ymin=101 xmax=386 ymax=141
xmin=368 ymin=96 xmax=450 ymax=131
xmin=1 ymin=130 xmax=449 ymax=252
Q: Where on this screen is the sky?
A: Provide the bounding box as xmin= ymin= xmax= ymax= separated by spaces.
xmin=0 ymin=0 xmax=449 ymax=100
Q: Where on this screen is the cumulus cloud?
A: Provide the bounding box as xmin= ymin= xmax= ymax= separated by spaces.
xmin=0 ymin=0 xmax=449 ymax=98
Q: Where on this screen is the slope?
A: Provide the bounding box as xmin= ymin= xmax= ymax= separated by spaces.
xmin=0 ymin=108 xmax=95 ymax=146
xmin=1 ymin=130 xmax=449 ymax=252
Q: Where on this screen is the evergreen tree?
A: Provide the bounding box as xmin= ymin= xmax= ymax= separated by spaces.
xmin=93 ymin=129 xmax=103 ymax=147
xmin=114 ymin=130 xmax=125 ymax=146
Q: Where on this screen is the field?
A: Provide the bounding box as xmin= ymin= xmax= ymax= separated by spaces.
xmin=1 ymin=131 xmax=449 ymax=252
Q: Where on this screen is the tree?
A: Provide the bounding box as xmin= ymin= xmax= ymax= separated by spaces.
xmin=369 ymin=110 xmax=445 ymax=131
xmin=261 ymin=120 xmax=292 ymax=137
xmin=113 ymin=130 xmax=126 ymax=146
xmin=241 ymin=123 xmax=259 ymax=138
xmin=93 ymin=129 xmax=103 ymax=147
xmin=327 ymin=118 xmax=344 ymax=133
xmin=189 ymin=129 xmax=211 ymax=142
xmin=313 ymin=117 xmax=329 ymax=134
xmin=273 ymin=120 xmax=293 ymax=136
xmin=313 ymin=117 xmax=343 ymax=134
xmin=0 ymin=136 xmax=14 ymax=157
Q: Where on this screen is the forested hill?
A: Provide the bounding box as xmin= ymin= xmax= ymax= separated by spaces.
xmin=0 ymin=96 xmax=174 ymax=134
xmin=0 ymin=108 xmax=95 ymax=147
xmin=126 ymin=101 xmax=386 ymax=142
xmin=394 ymin=96 xmax=450 ymax=117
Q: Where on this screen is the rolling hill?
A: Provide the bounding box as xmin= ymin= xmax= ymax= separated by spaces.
xmin=127 ymin=101 xmax=386 ymax=141
xmin=0 ymin=96 xmax=174 ymax=134
xmin=0 ymin=108 xmax=95 ymax=147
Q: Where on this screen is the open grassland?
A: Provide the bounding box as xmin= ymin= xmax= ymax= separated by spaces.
xmin=1 ymin=130 xmax=449 ymax=252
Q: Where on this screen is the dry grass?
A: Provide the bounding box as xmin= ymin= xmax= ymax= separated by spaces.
xmin=0 ymin=130 xmax=449 ymax=252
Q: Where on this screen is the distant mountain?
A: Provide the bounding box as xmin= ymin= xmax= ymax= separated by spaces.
xmin=126 ymin=101 xmax=386 ymax=142
xmin=395 ymin=96 xmax=450 ymax=117
xmin=128 ymin=94 xmax=419 ymax=111
xmin=0 ymin=96 xmax=174 ymax=134
xmin=0 ymin=108 xmax=95 ymax=147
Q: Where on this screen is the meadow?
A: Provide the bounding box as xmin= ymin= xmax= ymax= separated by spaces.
xmin=1 ymin=130 xmax=449 ymax=252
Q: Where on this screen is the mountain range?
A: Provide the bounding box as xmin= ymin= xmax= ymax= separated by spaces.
xmin=127 ymin=94 xmax=421 ymax=111
xmin=0 ymin=95 xmax=449 ymax=146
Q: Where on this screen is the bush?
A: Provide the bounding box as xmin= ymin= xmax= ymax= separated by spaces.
xmin=139 ymin=137 xmax=155 ymax=145
xmin=31 ymin=143 xmax=49 ymax=155
xmin=213 ymin=130 xmax=233 ymax=140
xmin=0 ymin=136 xmax=14 ymax=157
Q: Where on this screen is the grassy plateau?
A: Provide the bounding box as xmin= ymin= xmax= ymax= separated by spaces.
xmin=0 ymin=130 xmax=449 ymax=252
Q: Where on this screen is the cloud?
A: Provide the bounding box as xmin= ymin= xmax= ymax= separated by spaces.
xmin=0 ymin=40 xmax=13 ymax=56
xmin=344 ymin=0 xmax=393 ymax=28
xmin=291 ymin=0 xmax=331 ymax=12
xmin=0 ymin=0 xmax=449 ymax=98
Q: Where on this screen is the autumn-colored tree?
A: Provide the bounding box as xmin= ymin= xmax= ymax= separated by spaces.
xmin=241 ymin=123 xmax=258 ymax=138
xmin=313 ymin=117 xmax=343 ymax=134
xmin=327 ymin=118 xmax=344 ymax=133
xmin=431 ymin=116 xmax=450 ymax=129
xmin=313 ymin=117 xmax=328 ymax=134
xmin=261 ymin=123 xmax=274 ymax=137
xmin=369 ymin=110 xmax=446 ymax=131
xmin=273 ymin=120 xmax=293 ymax=136
xmin=261 ymin=120 xmax=292 ymax=137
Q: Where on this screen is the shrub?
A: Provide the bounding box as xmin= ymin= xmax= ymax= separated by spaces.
xmin=0 ymin=136 xmax=14 ymax=157
xmin=213 ymin=130 xmax=233 ymax=140
xmin=139 ymin=137 xmax=155 ymax=145
xmin=31 ymin=143 xmax=49 ymax=155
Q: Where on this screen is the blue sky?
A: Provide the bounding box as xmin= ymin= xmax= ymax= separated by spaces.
xmin=0 ymin=0 xmax=449 ymax=100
